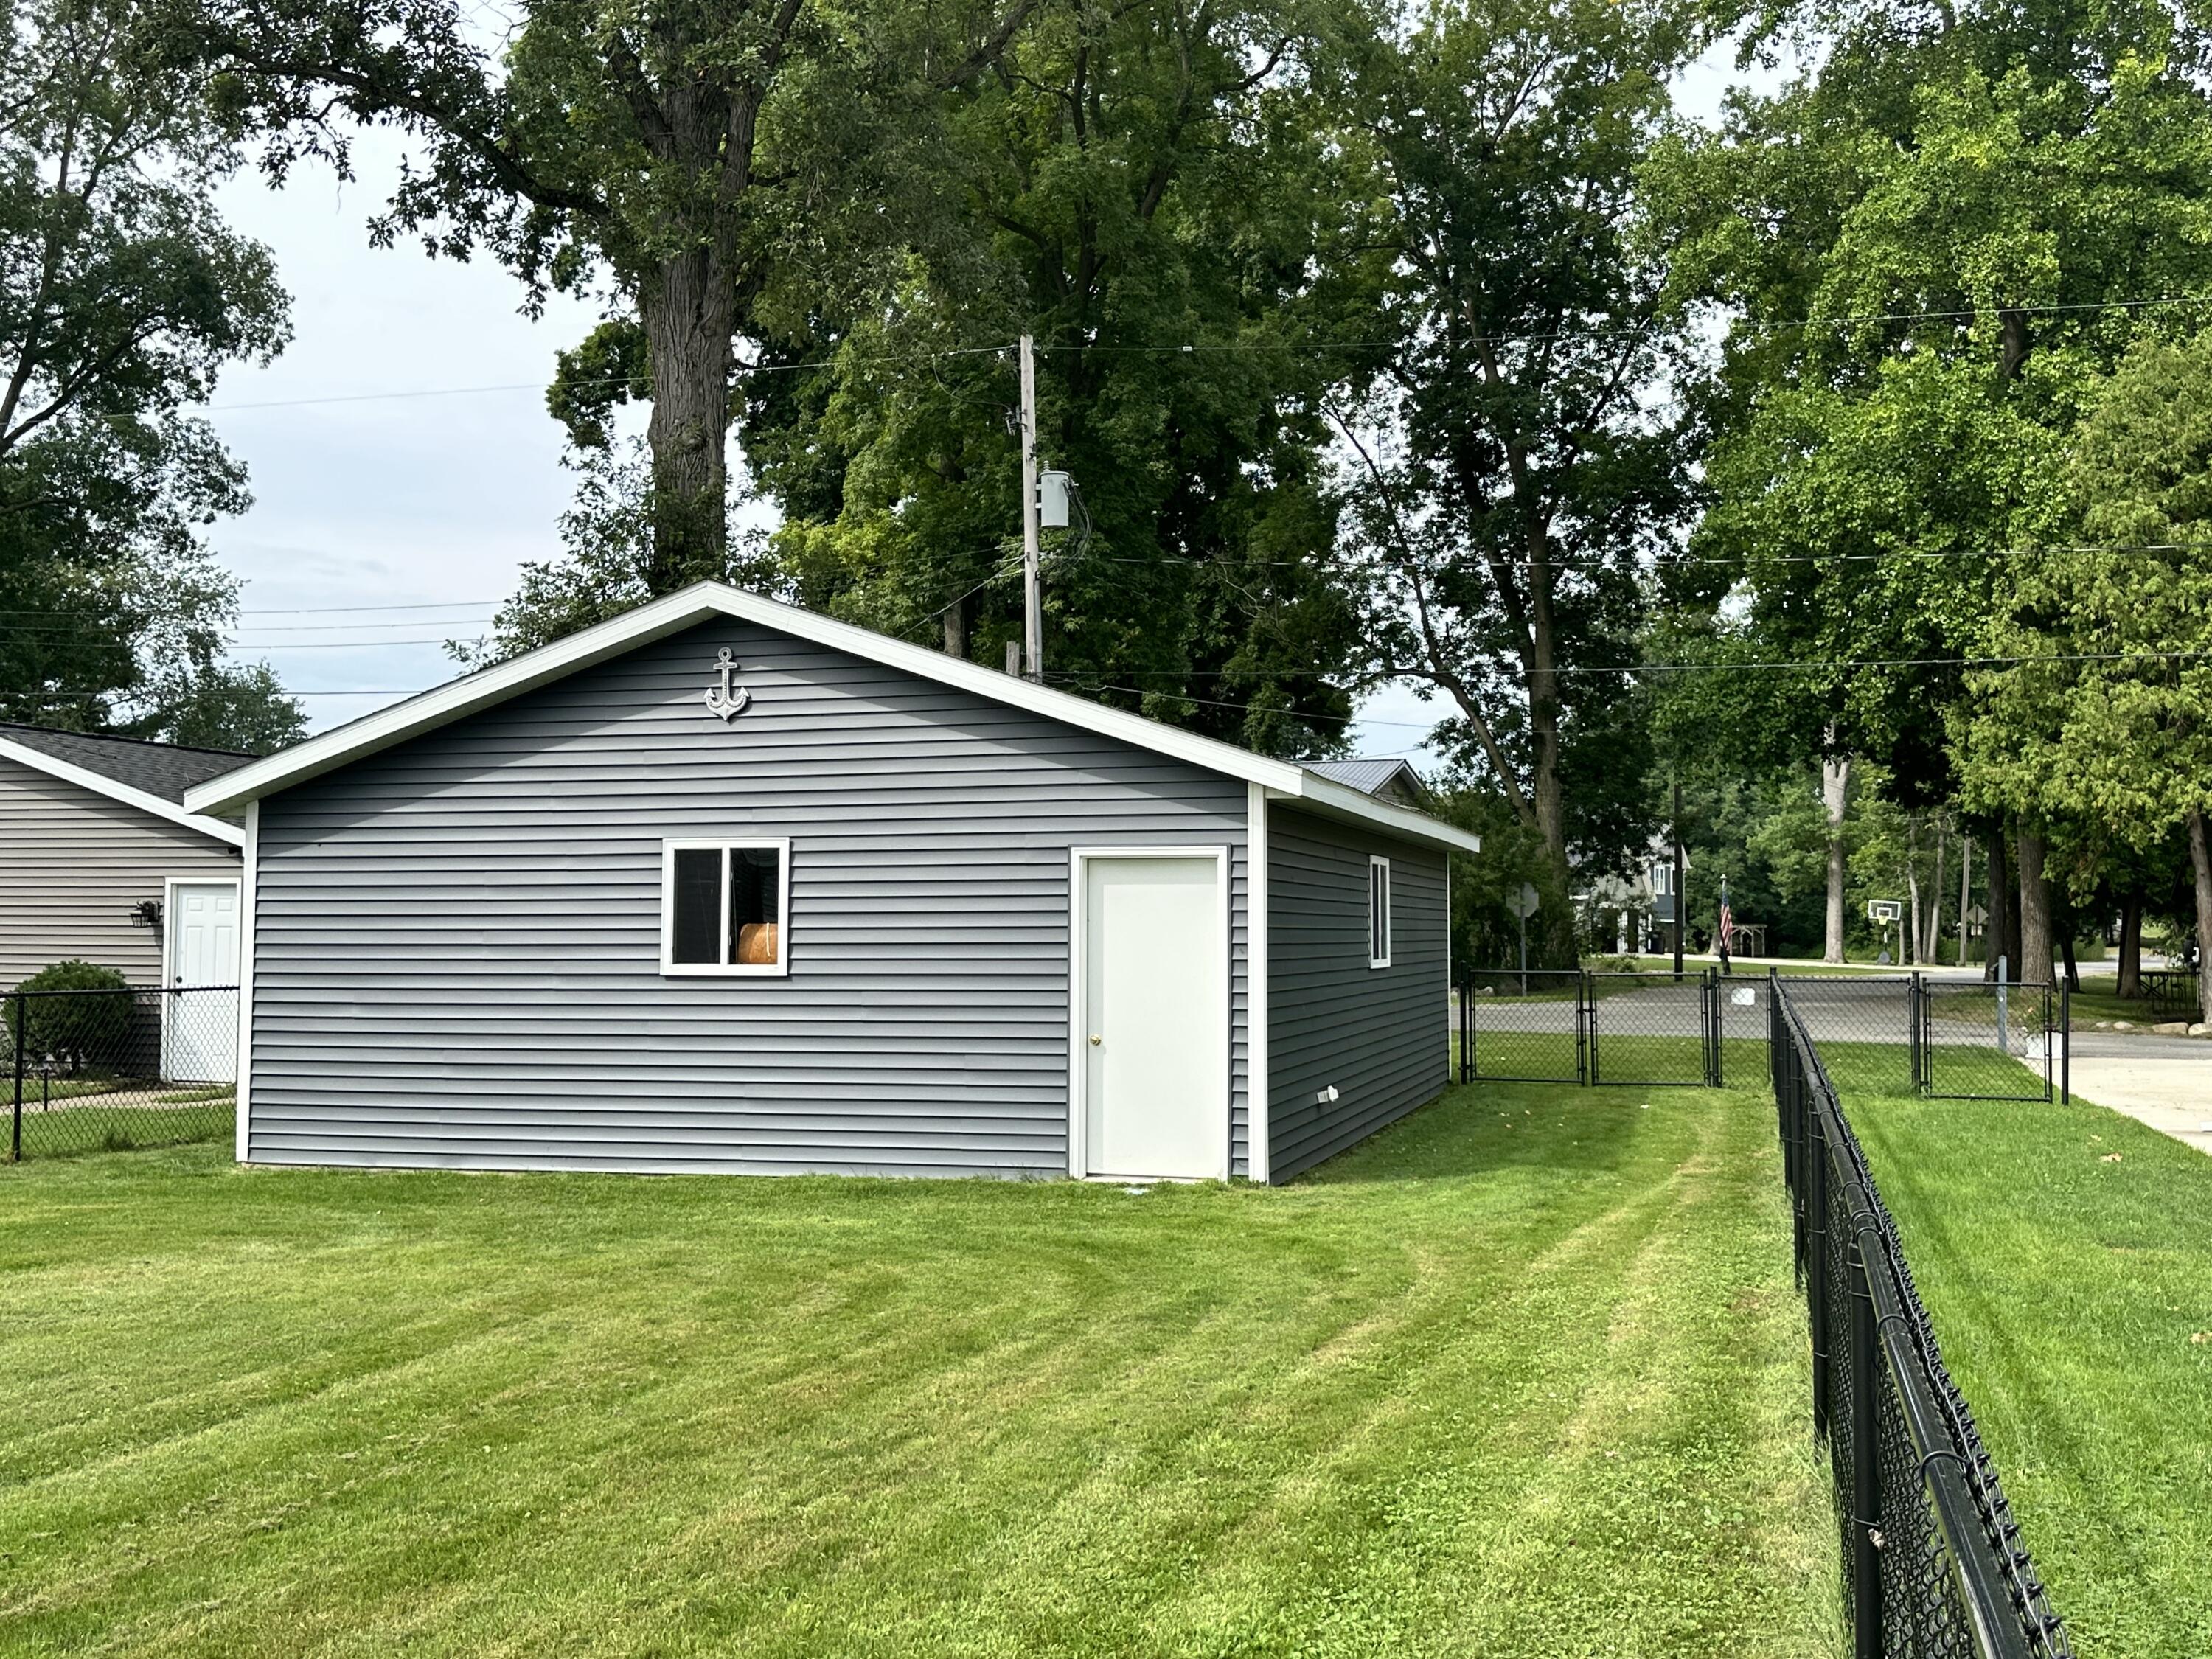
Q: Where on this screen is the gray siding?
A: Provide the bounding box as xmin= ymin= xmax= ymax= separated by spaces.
xmin=0 ymin=758 xmax=240 ymax=987
xmin=248 ymin=618 xmax=1250 ymax=1177
xmin=1267 ymin=806 xmax=1448 ymax=1182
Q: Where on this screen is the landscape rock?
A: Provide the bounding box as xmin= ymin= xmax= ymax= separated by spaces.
xmin=2192 ymin=1023 xmax=2212 ymax=1038
xmin=2152 ymin=1021 xmax=2191 ymax=1036
xmin=2114 ymin=1020 xmax=2135 ymax=1032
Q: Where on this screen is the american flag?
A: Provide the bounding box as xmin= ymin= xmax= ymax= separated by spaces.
xmin=1717 ymin=878 xmax=1733 ymax=956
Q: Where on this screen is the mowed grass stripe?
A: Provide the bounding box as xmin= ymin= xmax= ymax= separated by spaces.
xmin=0 ymin=1084 xmax=1839 ymax=1658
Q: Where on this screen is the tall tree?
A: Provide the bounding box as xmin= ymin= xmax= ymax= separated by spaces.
xmin=186 ymin=0 xmax=1035 ymax=584
xmin=1 ymin=0 xmax=298 ymax=742
xmin=1668 ymin=0 xmax=2212 ymax=970
xmin=1330 ymin=0 xmax=1707 ymax=945
xmin=731 ymin=0 xmax=1372 ymax=753
xmin=1957 ymin=330 xmax=2212 ymax=1021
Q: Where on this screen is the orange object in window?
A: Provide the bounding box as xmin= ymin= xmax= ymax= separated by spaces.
xmin=736 ymin=921 xmax=779 ymax=965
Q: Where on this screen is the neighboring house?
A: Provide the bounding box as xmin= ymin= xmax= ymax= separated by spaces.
xmin=187 ymin=583 xmax=1481 ymax=1184
xmin=0 ymin=724 xmax=252 ymax=991
xmin=1577 ymin=835 xmax=1688 ymax=956
xmin=1302 ymin=758 xmax=1433 ymax=812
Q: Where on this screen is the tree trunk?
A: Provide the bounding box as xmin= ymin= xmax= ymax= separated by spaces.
xmin=1985 ymin=833 xmax=2011 ymax=982
xmin=1821 ymin=745 xmax=1850 ymax=964
xmin=2191 ymin=809 xmax=2212 ymax=1024
xmin=1904 ymin=818 xmax=1919 ymax=966
xmin=2017 ymin=828 xmax=2052 ymax=985
xmin=641 ymin=245 xmax=735 ymax=588
xmin=1958 ymin=834 xmax=1972 ymax=967
xmin=942 ymin=594 xmax=967 ymax=658
xmin=2118 ymin=894 xmax=2143 ymax=998
xmin=1927 ymin=821 xmax=1946 ymax=963
xmin=2060 ymin=932 xmax=2081 ymax=994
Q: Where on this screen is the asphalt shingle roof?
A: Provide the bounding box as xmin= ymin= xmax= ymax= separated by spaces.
xmin=0 ymin=724 xmax=256 ymax=805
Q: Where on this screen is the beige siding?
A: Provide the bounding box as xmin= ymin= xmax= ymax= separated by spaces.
xmin=0 ymin=757 xmax=241 ymax=987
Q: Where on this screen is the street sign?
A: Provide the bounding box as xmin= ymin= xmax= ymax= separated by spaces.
xmin=1965 ymin=904 xmax=1988 ymax=926
xmin=1506 ymin=882 xmax=1540 ymax=919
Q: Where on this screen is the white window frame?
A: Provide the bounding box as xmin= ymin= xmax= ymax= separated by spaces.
xmin=1368 ymin=855 xmax=1392 ymax=970
xmin=660 ymin=838 xmax=792 ymax=978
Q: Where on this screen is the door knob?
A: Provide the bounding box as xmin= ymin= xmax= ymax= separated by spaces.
xmin=1089 ymin=1034 xmax=1102 ymax=1046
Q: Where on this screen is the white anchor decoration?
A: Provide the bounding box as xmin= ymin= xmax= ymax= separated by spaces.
xmin=703 ymin=647 xmax=751 ymax=722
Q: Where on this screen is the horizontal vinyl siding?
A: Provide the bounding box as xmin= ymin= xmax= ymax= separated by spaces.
xmin=249 ymin=618 xmax=1249 ymax=1177
xmin=0 ymin=759 xmax=240 ymax=987
xmin=1266 ymin=807 xmax=1448 ymax=1182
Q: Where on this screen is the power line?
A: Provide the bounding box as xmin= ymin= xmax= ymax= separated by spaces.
xmin=187 ymin=293 xmax=2212 ymax=414
xmin=205 ymin=343 xmax=1018 ymax=413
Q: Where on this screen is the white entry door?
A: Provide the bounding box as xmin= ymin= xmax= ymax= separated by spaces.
xmin=1080 ymin=854 xmax=1226 ymax=1180
xmin=164 ymin=880 xmax=240 ymax=1083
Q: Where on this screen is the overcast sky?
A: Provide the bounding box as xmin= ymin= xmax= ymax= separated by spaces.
xmin=198 ymin=41 xmax=1764 ymax=755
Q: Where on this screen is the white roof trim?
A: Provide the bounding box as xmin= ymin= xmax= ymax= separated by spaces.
xmin=182 ymin=582 xmax=1482 ymax=857
xmin=0 ymin=733 xmax=246 ymax=847
xmin=1279 ymin=775 xmax=1482 ymax=856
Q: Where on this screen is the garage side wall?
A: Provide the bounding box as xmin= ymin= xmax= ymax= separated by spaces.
xmin=1266 ymin=807 xmax=1448 ymax=1181
xmin=247 ymin=618 xmax=1250 ymax=1178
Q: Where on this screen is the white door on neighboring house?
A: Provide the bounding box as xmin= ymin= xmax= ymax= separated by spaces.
xmin=164 ymin=880 xmax=240 ymax=1083
xmin=1081 ymin=854 xmax=1225 ymax=1180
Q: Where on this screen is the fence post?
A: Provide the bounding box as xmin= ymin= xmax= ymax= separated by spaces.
xmin=10 ymin=991 xmax=24 ymax=1163
xmin=1576 ymin=970 xmax=1590 ymax=1085
xmin=1907 ymin=973 xmax=1922 ymax=1093
xmin=1460 ymin=970 xmax=1472 ymax=1085
xmin=2059 ymin=983 xmax=2070 ymax=1105
xmin=1848 ymin=1228 xmax=1885 ymax=1659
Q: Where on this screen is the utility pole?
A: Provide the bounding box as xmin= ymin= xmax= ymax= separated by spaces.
xmin=1018 ymin=333 xmax=1043 ymax=684
xmin=1672 ymin=776 xmax=1686 ymax=981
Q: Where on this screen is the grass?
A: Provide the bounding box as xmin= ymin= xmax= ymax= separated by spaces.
xmin=1849 ymin=1093 xmax=2212 ymax=1659
xmin=6 ymin=1091 xmax=233 ymax=1159
xmin=1618 ymin=956 xmax=1896 ymax=978
xmin=0 ymin=1083 xmax=1841 ymax=1658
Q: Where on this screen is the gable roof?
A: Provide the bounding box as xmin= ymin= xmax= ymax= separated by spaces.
xmin=184 ymin=582 xmax=1481 ymax=858
xmin=1301 ymin=757 xmax=1430 ymax=804
xmin=0 ymin=725 xmax=250 ymax=846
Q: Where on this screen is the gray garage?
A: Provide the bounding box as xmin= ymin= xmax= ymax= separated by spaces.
xmin=186 ymin=582 xmax=1478 ymax=1183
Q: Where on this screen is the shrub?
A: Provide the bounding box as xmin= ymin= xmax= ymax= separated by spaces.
xmin=4 ymin=961 xmax=132 ymax=1074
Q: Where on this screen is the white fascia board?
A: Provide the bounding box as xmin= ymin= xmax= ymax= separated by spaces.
xmin=187 ymin=582 xmax=1312 ymax=814
xmin=0 ymin=734 xmax=246 ymax=846
xmin=1276 ymin=774 xmax=1484 ymax=857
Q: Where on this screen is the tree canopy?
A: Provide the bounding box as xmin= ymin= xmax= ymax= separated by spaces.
xmin=1 ymin=0 xmax=304 ymax=750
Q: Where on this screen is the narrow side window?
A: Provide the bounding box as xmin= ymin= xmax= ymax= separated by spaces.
xmin=1368 ymin=856 xmax=1392 ymax=969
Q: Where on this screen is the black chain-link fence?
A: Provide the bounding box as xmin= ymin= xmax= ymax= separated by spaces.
xmin=1771 ymin=980 xmax=2072 ymax=1659
xmin=1455 ymin=970 xmax=2063 ymax=1103
xmin=7 ymin=985 xmax=237 ymax=1160
xmin=1585 ymin=970 xmax=1714 ymax=1086
xmin=1459 ymin=968 xmax=1587 ymax=1083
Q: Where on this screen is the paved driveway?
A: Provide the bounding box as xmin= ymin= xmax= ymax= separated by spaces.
xmin=2064 ymin=1031 xmax=2212 ymax=1155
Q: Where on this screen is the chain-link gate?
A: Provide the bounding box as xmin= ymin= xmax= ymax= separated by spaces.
xmin=1916 ymin=978 xmax=2058 ymax=1102
xmin=1460 ymin=968 xmax=1586 ymax=1083
xmin=1585 ymin=970 xmax=1714 ymax=1087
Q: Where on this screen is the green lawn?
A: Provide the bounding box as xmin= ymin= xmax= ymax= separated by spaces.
xmin=0 ymin=1084 xmax=1840 ymax=1658
xmin=6 ymin=1088 xmax=234 ymax=1159
xmin=1851 ymin=1094 xmax=2212 ymax=1659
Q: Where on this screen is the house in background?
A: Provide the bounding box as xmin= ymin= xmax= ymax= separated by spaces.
xmin=1302 ymin=758 xmax=1433 ymax=812
xmin=1576 ymin=835 xmax=1689 ymax=956
xmin=0 ymin=726 xmax=251 ymax=994
xmin=187 ymin=582 xmax=1481 ymax=1186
